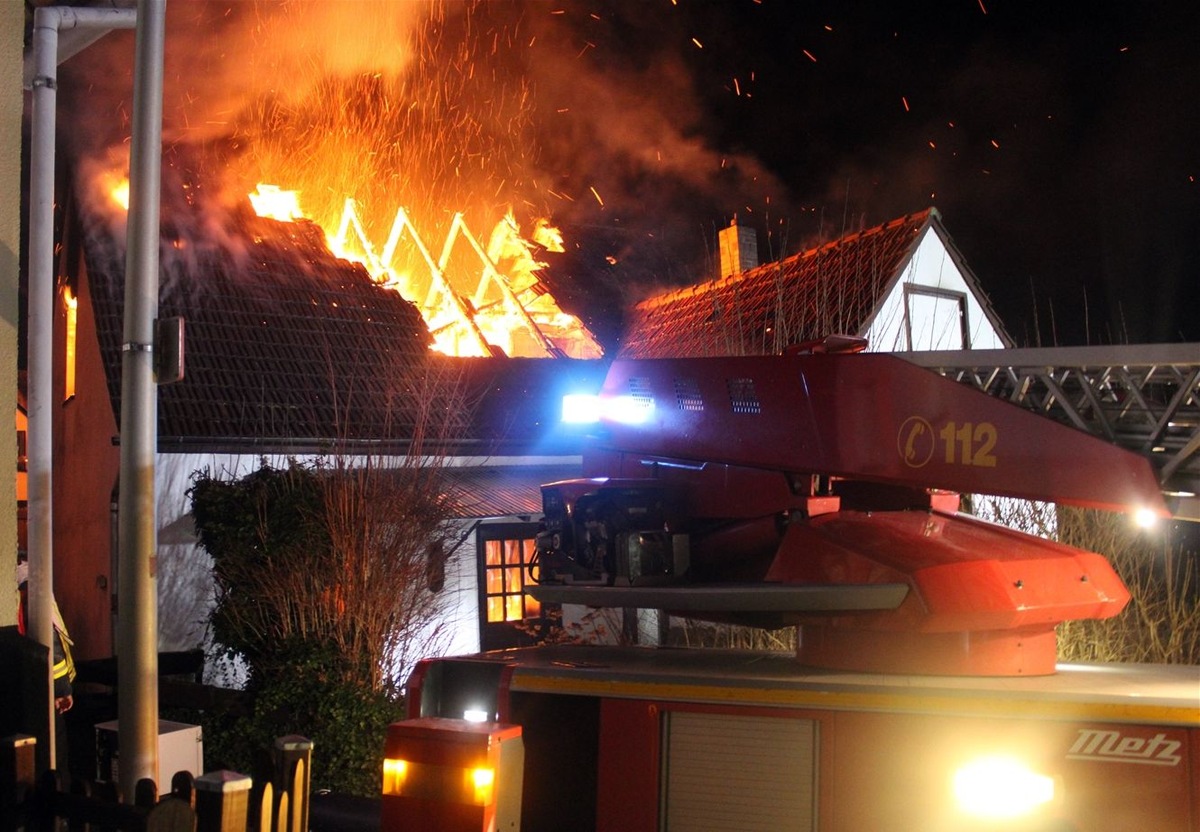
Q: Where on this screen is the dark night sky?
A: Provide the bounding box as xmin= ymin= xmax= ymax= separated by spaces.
xmin=54 ymin=0 xmax=1199 ymax=351
xmin=520 ymin=0 xmax=1200 ymax=349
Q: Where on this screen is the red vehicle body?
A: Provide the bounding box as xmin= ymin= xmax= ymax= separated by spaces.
xmin=386 ymin=351 xmax=1197 ymax=831
xmin=403 ymin=646 xmax=1199 ymax=831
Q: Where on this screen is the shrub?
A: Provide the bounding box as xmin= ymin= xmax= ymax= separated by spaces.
xmin=190 ymin=456 xmax=457 ymax=795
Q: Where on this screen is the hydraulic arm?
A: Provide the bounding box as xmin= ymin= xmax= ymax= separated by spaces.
xmin=531 ymin=352 xmax=1168 ymax=675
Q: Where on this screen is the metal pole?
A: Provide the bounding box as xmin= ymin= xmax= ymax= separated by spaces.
xmin=117 ymin=0 xmax=166 ymax=799
xmin=27 ymin=3 xmax=138 ymax=773
xmin=26 ymin=7 xmax=62 ymax=772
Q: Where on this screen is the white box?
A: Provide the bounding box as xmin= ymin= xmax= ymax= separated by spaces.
xmin=95 ymin=719 xmax=204 ymax=788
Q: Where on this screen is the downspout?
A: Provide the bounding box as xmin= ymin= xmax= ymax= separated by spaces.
xmin=117 ymin=0 xmax=167 ymax=800
xmin=27 ymin=3 xmax=137 ymax=773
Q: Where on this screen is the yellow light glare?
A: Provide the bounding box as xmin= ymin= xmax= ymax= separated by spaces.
xmin=381 ymin=758 xmax=408 ymax=796
xmin=249 ymin=183 xmax=304 ymax=222
xmin=110 ymin=177 xmax=130 ymax=211
xmin=1133 ymin=507 xmax=1159 ymax=529
xmin=470 ymin=766 xmax=495 ymax=805
xmin=953 ymin=756 xmax=1054 ymax=820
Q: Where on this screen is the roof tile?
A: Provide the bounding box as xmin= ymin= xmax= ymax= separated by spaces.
xmin=620 ymin=209 xmax=934 ymax=358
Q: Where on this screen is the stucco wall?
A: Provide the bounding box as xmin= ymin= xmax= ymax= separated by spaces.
xmin=0 ymin=4 xmax=22 ymax=627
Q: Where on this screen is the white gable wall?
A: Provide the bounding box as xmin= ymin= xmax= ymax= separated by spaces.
xmin=862 ymin=227 xmax=1008 ymax=352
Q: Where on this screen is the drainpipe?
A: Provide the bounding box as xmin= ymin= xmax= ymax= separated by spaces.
xmin=27 ymin=3 xmax=137 ymax=774
xmin=117 ymin=0 xmax=166 ymax=801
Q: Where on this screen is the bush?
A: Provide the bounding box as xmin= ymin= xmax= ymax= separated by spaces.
xmin=200 ymin=642 xmax=405 ymax=796
xmin=190 ymin=457 xmax=455 ymax=795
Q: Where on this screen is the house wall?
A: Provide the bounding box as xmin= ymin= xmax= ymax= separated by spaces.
xmin=423 ymin=516 xmax=482 ymax=658
xmin=53 ymin=236 xmax=122 ymax=660
xmin=0 ymin=3 xmax=21 ymax=627
xmin=862 ymin=228 xmax=1008 ymax=352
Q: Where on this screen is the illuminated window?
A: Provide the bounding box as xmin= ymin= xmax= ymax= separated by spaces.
xmin=63 ymin=287 xmax=78 ymax=400
xmin=483 ymin=536 xmax=541 ymax=623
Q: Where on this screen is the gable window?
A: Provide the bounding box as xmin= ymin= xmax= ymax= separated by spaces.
xmin=903 ymin=285 xmax=969 ymax=350
xmin=477 ymin=521 xmax=543 ymax=650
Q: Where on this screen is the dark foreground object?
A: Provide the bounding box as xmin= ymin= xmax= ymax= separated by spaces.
xmin=311 ymin=792 xmax=381 ymax=832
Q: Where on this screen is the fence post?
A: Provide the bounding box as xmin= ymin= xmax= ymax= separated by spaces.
xmin=66 ymin=778 xmax=93 ymax=832
xmin=145 ymin=795 xmax=198 ymax=832
xmin=135 ymin=777 xmax=159 ymax=809
xmin=257 ymin=781 xmax=274 ymax=832
xmin=169 ymin=770 xmax=195 ymax=808
xmin=0 ymin=735 xmax=36 ymax=831
xmin=272 ymin=735 xmax=312 ymax=832
xmin=194 ymin=770 xmax=252 ymax=832
xmin=272 ymin=789 xmax=289 ymax=832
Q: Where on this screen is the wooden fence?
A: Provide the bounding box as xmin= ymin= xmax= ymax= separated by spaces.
xmin=1 ymin=733 xmax=311 ymax=832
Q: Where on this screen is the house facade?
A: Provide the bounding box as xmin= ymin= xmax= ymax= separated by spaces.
xmin=48 ymin=162 xmax=606 ymax=672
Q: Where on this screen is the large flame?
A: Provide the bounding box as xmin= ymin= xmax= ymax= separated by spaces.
xmin=80 ymin=3 xmax=604 ymax=360
xmin=249 ymin=183 xmax=601 ymax=359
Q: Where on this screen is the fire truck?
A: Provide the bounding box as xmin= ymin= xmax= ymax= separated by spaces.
xmin=384 ymin=344 xmax=1200 ymax=832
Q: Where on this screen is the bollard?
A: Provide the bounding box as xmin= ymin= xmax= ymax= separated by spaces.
xmin=381 ymin=718 xmax=523 ymax=832
xmin=194 ymin=770 xmax=252 ymax=832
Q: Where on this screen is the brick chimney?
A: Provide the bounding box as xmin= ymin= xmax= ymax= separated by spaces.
xmin=718 ymin=218 xmax=758 ymax=277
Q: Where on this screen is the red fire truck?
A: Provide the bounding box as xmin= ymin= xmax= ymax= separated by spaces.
xmin=385 ymin=347 xmax=1200 ymax=831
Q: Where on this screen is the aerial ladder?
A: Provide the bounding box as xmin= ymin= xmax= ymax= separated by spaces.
xmin=899 ymin=342 xmax=1200 ymax=521
xmin=385 ymin=342 xmax=1200 ymax=832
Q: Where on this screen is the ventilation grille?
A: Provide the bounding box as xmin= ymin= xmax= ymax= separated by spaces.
xmin=727 ymin=378 xmax=761 ymax=414
xmin=627 ymin=377 xmax=654 ymax=409
xmin=675 ymin=377 xmax=704 ymax=412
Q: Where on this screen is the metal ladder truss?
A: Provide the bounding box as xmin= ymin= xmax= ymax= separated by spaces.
xmin=898 ymin=344 xmax=1200 ymax=522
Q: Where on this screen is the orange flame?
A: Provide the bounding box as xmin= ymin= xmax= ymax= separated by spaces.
xmin=249 ymin=185 xmax=602 ymax=360
xmin=110 ymin=177 xmax=130 ymax=211
xmin=249 ymin=184 xmax=304 ymax=222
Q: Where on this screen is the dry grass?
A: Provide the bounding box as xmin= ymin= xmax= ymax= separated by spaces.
xmin=1054 ymin=507 xmax=1200 ymax=665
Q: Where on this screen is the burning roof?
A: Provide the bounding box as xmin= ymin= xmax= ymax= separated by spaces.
xmin=620 ymin=208 xmax=945 ymax=358
xmin=75 ymin=157 xmax=606 ymax=455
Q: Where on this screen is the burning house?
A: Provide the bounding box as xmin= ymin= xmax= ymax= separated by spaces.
xmin=26 ymin=2 xmax=1016 ymax=685
xmin=45 ymin=169 xmax=1015 ymax=673
xmin=48 ymin=147 xmax=607 ymax=670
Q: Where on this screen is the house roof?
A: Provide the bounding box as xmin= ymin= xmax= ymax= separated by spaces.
xmin=619 ymin=208 xmax=1000 ymax=358
xmin=79 ymin=183 xmax=608 ymax=457
xmin=441 ymin=463 xmax=581 ymax=518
